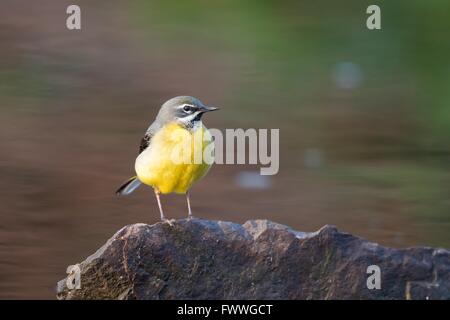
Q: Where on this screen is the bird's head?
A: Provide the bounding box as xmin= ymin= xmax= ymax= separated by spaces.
xmin=156 ymin=96 xmax=219 ymax=129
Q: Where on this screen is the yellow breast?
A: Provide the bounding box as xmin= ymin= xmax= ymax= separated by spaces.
xmin=135 ymin=122 xmax=214 ymax=194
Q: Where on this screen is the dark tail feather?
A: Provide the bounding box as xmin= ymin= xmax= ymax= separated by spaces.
xmin=116 ymin=176 xmax=142 ymax=196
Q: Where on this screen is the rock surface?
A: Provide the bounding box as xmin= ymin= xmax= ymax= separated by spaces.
xmin=56 ymin=219 xmax=450 ymax=300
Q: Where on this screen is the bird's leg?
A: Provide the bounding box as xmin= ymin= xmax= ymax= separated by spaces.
xmin=154 ymin=189 xmax=173 ymax=225
xmin=186 ymin=191 xmax=194 ymax=220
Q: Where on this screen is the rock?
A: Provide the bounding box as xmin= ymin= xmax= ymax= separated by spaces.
xmin=56 ymin=219 xmax=450 ymax=300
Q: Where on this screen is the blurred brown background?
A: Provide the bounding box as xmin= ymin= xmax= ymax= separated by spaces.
xmin=0 ymin=0 xmax=449 ymax=299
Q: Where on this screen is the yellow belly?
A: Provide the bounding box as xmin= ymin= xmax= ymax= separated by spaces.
xmin=135 ymin=122 xmax=214 ymax=194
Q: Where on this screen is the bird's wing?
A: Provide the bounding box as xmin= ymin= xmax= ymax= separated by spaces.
xmin=139 ymin=131 xmax=153 ymax=154
xmin=139 ymin=121 xmax=160 ymax=154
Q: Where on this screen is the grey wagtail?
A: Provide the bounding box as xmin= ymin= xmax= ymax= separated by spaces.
xmin=116 ymin=96 xmax=218 ymax=222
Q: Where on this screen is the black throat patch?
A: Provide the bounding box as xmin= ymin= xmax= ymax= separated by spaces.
xmin=183 ymin=113 xmax=203 ymax=130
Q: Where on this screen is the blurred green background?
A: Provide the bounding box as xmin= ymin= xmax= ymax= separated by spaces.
xmin=0 ymin=0 xmax=449 ymax=298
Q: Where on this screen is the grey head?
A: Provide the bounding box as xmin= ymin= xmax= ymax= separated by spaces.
xmin=155 ymin=96 xmax=218 ymax=129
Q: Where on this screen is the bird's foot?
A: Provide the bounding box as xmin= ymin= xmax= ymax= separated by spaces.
xmin=187 ymin=214 xmax=195 ymax=220
xmin=162 ymin=218 xmax=176 ymax=226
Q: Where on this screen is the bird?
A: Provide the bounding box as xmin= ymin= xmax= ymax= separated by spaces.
xmin=116 ymin=96 xmax=218 ymax=223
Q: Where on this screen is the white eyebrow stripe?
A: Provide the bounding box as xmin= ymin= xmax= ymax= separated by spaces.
xmin=177 ymin=104 xmax=194 ymax=109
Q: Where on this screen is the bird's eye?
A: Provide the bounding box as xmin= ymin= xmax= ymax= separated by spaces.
xmin=183 ymin=105 xmax=192 ymax=112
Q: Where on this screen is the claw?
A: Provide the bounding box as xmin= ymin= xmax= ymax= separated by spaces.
xmin=162 ymin=218 xmax=176 ymax=226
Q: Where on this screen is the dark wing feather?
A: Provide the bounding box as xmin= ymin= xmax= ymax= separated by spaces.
xmin=139 ymin=131 xmax=153 ymax=154
xmin=139 ymin=121 xmax=161 ymax=154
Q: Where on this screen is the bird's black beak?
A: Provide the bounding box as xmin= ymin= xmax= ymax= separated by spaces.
xmin=201 ymin=105 xmax=219 ymax=112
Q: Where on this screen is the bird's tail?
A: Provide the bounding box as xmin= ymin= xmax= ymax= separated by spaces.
xmin=116 ymin=176 xmax=142 ymax=196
